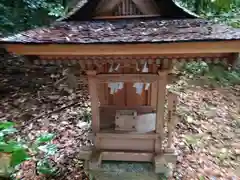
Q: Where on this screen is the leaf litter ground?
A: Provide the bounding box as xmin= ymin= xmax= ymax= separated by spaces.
xmin=0 ymin=59 xmax=239 ymax=180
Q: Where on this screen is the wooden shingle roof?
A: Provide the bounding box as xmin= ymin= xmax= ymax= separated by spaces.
xmin=1 ymin=18 xmax=240 ymax=44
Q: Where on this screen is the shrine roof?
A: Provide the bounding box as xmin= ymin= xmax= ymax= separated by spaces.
xmin=1 ymin=18 xmax=240 ymax=44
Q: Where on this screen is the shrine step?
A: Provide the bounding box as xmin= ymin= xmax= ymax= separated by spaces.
xmin=79 ymin=149 xmax=154 ymax=162
xmin=88 ymin=161 xmax=161 ymax=180
xmin=89 ymin=171 xmax=160 ymax=180
xmin=80 ymin=150 xmax=177 ymax=178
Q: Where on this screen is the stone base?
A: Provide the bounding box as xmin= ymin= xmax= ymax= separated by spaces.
xmin=80 ymin=150 xmax=177 ymax=179
xmin=87 ymin=162 xmax=159 ymax=180
xmin=154 ymin=151 xmax=177 ymax=176
xmin=89 ymin=171 xmax=159 ymax=180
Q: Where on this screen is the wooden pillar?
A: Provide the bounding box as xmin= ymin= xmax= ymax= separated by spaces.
xmin=167 ymin=92 xmax=178 ymax=150
xmin=86 ymin=71 xmax=100 ymax=133
xmin=155 ymin=71 xmax=168 ymax=153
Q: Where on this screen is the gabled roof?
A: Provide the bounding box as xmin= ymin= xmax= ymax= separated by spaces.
xmin=60 ymin=0 xmax=198 ymax=21
xmin=0 ymin=0 xmax=239 ymax=45
xmin=1 ymin=18 xmax=240 ymax=44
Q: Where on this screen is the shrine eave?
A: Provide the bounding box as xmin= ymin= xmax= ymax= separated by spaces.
xmin=1 ymin=38 xmax=240 ymax=45
xmin=4 ymin=40 xmax=240 ymax=56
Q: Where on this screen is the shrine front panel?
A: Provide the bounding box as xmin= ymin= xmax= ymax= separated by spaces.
xmin=98 ymin=64 xmax=159 ymax=107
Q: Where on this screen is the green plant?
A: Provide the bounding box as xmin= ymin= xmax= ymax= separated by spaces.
xmin=184 ymin=134 xmax=202 ymax=147
xmin=206 ymin=65 xmax=240 ymax=86
xmin=0 ymin=121 xmax=58 ymax=178
xmin=0 ymin=121 xmax=29 ymax=177
xmin=180 ymin=62 xmax=240 ymax=86
xmin=182 ymin=61 xmax=209 ymax=76
xmin=82 ymin=109 xmax=92 ymax=123
xmin=37 ymin=159 xmax=58 ymax=176
xmin=30 ymin=133 xmax=58 ymax=177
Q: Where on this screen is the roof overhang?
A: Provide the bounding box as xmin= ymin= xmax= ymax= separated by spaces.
xmin=3 ymin=40 xmax=240 ymax=56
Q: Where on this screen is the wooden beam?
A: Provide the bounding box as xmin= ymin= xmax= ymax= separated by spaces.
xmin=150 ymin=64 xmax=158 ymax=108
xmin=39 ymin=53 xmax=230 ymax=60
xmin=100 ymin=105 xmax=154 ymax=114
xmin=101 ymin=151 xmax=154 ymax=162
xmin=5 ymin=41 xmax=240 ymax=56
xmin=167 ymin=92 xmax=178 ymax=150
xmin=98 ymin=137 xmax=155 ymax=151
xmin=96 ymin=130 xmax=156 ymax=152
xmin=94 ymin=14 xmax=160 ymax=19
xmin=97 ymin=131 xmax=156 ymax=139
xmin=87 ymin=71 xmax=100 ymax=134
xmin=97 ymin=73 xmax=159 ymax=83
xmin=155 ymin=71 xmax=168 ymax=153
xmin=98 ymin=66 xmax=108 ymax=105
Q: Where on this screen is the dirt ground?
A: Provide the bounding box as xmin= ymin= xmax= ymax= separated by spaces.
xmin=0 ymin=56 xmax=239 ymax=180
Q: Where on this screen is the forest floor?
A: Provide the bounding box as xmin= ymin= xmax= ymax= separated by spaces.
xmin=0 ymin=57 xmax=239 ymax=180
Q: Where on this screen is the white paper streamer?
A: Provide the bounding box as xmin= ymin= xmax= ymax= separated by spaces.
xmin=133 ymin=62 xmax=150 ymax=94
xmin=108 ymin=64 xmax=124 ymax=94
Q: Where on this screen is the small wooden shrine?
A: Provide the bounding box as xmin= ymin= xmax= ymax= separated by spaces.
xmin=1 ymin=0 xmax=240 ymax=176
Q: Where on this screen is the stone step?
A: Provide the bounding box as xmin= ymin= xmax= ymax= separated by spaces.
xmin=90 ymin=171 xmax=160 ymax=180
xmin=88 ymin=162 xmax=164 ymax=180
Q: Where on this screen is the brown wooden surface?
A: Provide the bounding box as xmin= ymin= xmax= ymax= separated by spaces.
xmin=97 ymin=67 xmax=158 ymax=107
xmin=6 ymin=41 xmax=240 ymax=56
xmin=150 ymin=64 xmax=158 ymax=108
xmin=97 ymin=137 xmax=155 ymax=152
xmin=155 ymin=72 xmax=168 ymax=153
xmin=97 ymin=131 xmax=156 ymax=139
xmin=98 ymin=66 xmax=107 ymax=105
xmin=39 ymin=53 xmax=231 ymax=60
xmin=87 ymin=71 xmax=100 ymax=134
xmin=94 ymin=14 xmax=160 ymax=19
xmin=99 ymin=105 xmax=154 ymax=129
xmin=168 ymin=93 xmax=178 ymax=149
xmin=101 ymin=151 xmax=154 ymax=162
xmin=97 ymin=73 xmax=159 ymax=83
xmin=100 ymin=105 xmax=154 ymax=112
xmin=167 ymin=92 xmax=175 ymax=149
xmin=96 ymin=66 xmax=170 ymax=109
